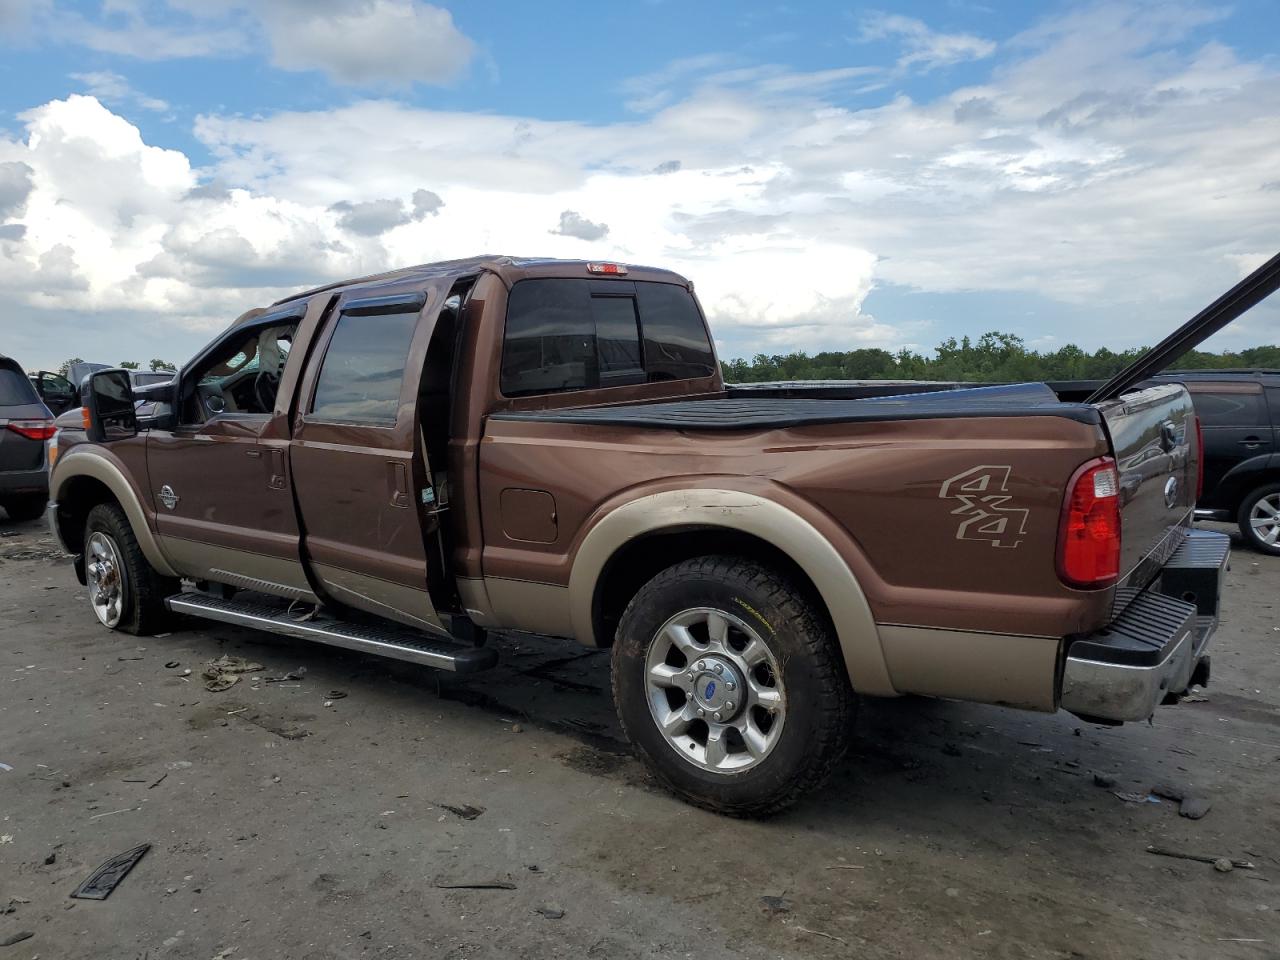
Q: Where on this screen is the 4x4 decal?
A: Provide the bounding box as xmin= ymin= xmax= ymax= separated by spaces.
xmin=939 ymin=465 xmax=1029 ymax=549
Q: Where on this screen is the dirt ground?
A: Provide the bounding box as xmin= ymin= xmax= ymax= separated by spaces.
xmin=0 ymin=514 xmax=1277 ymax=960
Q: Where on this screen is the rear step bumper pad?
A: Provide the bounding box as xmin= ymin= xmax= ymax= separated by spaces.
xmin=165 ymin=592 xmax=497 ymax=674
xmin=1061 ymin=592 xmax=1198 ymax=722
xmin=1060 ymin=530 xmax=1229 ymax=722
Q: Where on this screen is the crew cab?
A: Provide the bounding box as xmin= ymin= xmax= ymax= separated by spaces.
xmin=47 ymin=253 xmax=1275 ymax=814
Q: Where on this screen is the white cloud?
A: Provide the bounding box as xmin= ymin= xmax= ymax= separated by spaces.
xmin=70 ymin=70 xmax=170 ymax=112
xmin=858 ymin=11 xmax=995 ymax=72
xmin=2 ymin=3 xmax=1280 ymax=370
xmin=551 ymin=210 xmax=609 ymax=242
xmin=261 ymin=0 xmax=473 ymax=86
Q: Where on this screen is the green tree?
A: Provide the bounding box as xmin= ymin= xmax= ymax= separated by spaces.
xmin=57 ymin=357 xmax=84 ymax=377
xmin=149 ymin=359 xmax=177 ymax=372
xmin=119 ymin=361 xmax=140 ymax=370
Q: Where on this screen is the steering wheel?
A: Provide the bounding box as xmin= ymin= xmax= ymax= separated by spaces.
xmin=254 ymin=370 xmax=280 ymax=412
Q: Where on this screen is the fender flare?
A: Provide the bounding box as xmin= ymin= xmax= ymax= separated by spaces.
xmin=51 ymin=450 xmax=179 ymax=577
xmin=567 ymin=488 xmax=897 ymax=697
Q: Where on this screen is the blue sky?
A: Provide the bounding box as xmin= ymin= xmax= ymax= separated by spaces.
xmin=0 ymin=0 xmax=1277 ymax=370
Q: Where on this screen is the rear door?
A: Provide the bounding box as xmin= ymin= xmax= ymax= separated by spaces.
xmin=0 ymin=360 xmax=51 ymax=484
xmin=290 ymin=289 xmax=445 ymax=633
xmin=1187 ymin=382 xmax=1273 ymax=507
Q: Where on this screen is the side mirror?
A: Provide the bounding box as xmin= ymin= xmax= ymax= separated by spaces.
xmin=85 ymin=369 xmax=138 ymax=442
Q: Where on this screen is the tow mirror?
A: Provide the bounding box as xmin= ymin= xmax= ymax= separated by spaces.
xmin=84 ymin=369 xmax=138 ymax=442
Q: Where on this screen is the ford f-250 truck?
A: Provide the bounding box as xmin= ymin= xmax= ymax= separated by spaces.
xmin=47 ymin=253 xmax=1278 ymax=814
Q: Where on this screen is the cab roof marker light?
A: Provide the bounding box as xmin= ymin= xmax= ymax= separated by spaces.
xmin=586 ymin=262 xmax=628 ymax=275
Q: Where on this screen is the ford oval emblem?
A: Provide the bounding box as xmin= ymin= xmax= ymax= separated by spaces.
xmin=703 ymin=680 xmax=717 ymax=699
xmin=1164 ymin=476 xmax=1178 ymax=510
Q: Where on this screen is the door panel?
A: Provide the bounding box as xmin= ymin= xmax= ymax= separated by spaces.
xmin=1190 ymin=384 xmax=1274 ymax=506
xmin=147 ymin=415 xmax=316 ymax=599
xmin=290 ymin=289 xmax=444 ymax=633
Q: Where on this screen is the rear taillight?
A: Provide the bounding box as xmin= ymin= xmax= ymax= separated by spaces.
xmin=1057 ymin=456 xmax=1121 ymax=588
xmin=5 ymin=419 xmax=56 ymax=441
xmin=1194 ymin=415 xmax=1204 ymax=501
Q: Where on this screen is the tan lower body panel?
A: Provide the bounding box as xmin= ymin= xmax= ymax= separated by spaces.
xmin=878 ymin=624 xmax=1061 ymax=712
xmin=476 ymin=577 xmax=575 ymax=639
xmin=159 ymin=536 xmax=318 ymax=603
xmin=310 ymin=562 xmax=446 ymax=636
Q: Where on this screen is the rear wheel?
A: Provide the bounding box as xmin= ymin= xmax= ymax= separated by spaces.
xmin=611 ymin=555 xmax=852 ymax=816
xmin=1238 ymin=483 xmax=1280 ymax=556
xmin=1 ymin=494 xmax=48 ymax=523
xmin=84 ymin=503 xmax=176 ymax=634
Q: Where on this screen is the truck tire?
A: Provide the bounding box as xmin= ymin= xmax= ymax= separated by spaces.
xmin=1238 ymin=483 xmax=1280 ymax=555
xmin=84 ymin=502 xmax=177 ymax=635
xmin=1 ymin=494 xmax=47 ymax=523
xmin=611 ymin=555 xmax=852 ymax=816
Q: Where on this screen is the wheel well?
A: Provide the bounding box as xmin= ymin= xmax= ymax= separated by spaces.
xmin=591 ymin=527 xmax=832 ymax=647
xmin=56 ymin=476 xmax=120 ymax=554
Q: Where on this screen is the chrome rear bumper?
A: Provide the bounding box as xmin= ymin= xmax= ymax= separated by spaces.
xmin=1060 ymin=530 xmax=1229 ymax=722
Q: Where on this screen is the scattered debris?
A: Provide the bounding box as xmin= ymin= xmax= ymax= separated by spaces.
xmin=1145 ymin=846 xmax=1255 ymax=870
xmin=535 ymin=905 xmax=565 ymax=920
xmin=0 ymin=835 xmax=11 ymax=845
xmin=202 ymin=655 xmax=264 ymax=693
xmin=1092 ymin=773 xmax=1117 ymax=789
xmin=149 ymin=773 xmax=168 ymax=790
xmin=0 ymin=762 xmax=12 ymax=772
xmin=264 ymin=669 xmax=307 ymax=684
xmin=1180 ymin=685 xmax=1210 ymax=703
xmin=825 ymin=864 xmax=865 ymax=871
xmin=44 ymin=851 xmax=57 ymax=865
xmin=432 ymin=877 xmax=516 ymax=890
xmin=326 ymin=690 xmax=347 ymax=699
xmin=89 ymin=806 xmax=139 ymax=821
xmin=438 ymin=803 xmax=485 ymax=821
xmin=759 ymin=896 xmax=792 ymax=915
xmin=164 ymin=661 xmax=181 ymax=669
xmin=1180 ymin=796 xmax=1213 ymax=820
xmin=0 ymin=932 xmax=33 ymax=947
xmin=1151 ymin=782 xmax=1184 ymax=801
xmin=1114 ymin=791 xmax=1160 ymax=804
xmin=794 ymin=926 xmax=848 ymax=946
xmin=1214 ymin=858 xmax=1234 ymax=873
xmin=70 ymin=843 xmax=151 ymax=900
xmin=211 ymin=947 xmax=238 ymax=960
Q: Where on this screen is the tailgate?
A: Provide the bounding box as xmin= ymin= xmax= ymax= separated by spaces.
xmin=1095 ymin=383 xmax=1197 ymax=603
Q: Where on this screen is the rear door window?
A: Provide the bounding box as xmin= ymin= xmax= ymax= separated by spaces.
xmin=0 ymin=366 xmax=39 ymax=405
xmin=1193 ymin=389 xmax=1266 ymax=427
xmin=501 ymin=278 xmax=715 ymax=397
xmin=311 ymin=309 xmax=419 ymax=424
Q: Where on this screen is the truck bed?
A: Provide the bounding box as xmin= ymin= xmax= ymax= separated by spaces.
xmin=490 ymin=382 xmax=1102 ymax=430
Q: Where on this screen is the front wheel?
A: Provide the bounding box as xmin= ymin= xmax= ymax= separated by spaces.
xmin=611 ymin=556 xmax=852 ymax=816
xmin=1238 ymin=483 xmax=1280 ymax=555
xmin=84 ymin=503 xmax=176 ymax=634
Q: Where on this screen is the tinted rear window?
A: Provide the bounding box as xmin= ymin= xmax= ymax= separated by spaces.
xmin=1193 ymin=390 xmax=1266 ymax=427
xmin=501 ymin=279 xmax=715 ymax=397
xmin=0 ymin=366 xmax=38 ymax=406
xmin=311 ymin=310 xmax=419 ymax=423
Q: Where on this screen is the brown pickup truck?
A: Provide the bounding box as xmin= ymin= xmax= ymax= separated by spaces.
xmin=47 ymin=253 xmax=1277 ymax=814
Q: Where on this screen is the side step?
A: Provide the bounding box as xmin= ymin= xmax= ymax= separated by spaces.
xmin=165 ymin=592 xmax=497 ymax=674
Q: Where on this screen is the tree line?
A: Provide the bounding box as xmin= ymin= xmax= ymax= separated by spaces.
xmin=56 ymin=358 xmax=177 ymax=376
xmin=721 ymin=332 xmax=1280 ymax=383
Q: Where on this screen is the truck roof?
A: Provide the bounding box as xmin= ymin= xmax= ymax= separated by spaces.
xmin=268 ymin=255 xmax=691 ymax=311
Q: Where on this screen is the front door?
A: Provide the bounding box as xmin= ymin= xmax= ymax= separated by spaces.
xmin=290 ymin=288 xmax=444 ymax=633
xmin=35 ymin=372 xmax=77 ymax=414
xmin=146 ymin=311 xmax=317 ymax=600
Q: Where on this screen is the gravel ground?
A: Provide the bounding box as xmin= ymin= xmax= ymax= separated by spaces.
xmin=1 ymin=514 xmax=1277 ymax=960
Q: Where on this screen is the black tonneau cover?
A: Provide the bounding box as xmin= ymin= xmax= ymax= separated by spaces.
xmin=491 ymin=382 xmax=1102 ymax=430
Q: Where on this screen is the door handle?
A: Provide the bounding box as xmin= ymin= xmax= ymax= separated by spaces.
xmin=268 ymin=449 xmax=287 ymax=489
xmin=387 ymin=461 xmax=410 ymax=508
xmin=1239 ymin=436 xmax=1262 ymax=448
xmin=246 ymin=449 xmax=262 ymax=459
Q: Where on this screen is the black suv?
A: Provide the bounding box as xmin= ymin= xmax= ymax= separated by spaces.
xmin=0 ymin=354 xmax=55 ymax=522
xmin=1155 ymin=370 xmax=1280 ymax=554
